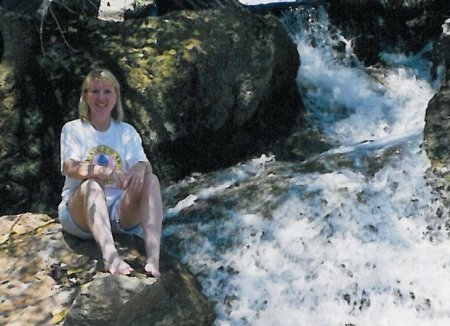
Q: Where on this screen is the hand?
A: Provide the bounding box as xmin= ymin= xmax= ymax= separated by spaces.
xmin=125 ymin=165 xmax=146 ymax=193
xmin=111 ymin=169 xmax=129 ymax=189
xmin=101 ymin=167 xmax=128 ymax=189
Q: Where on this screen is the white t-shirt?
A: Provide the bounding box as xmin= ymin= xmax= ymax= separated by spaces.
xmin=58 ymin=119 xmax=149 ymax=209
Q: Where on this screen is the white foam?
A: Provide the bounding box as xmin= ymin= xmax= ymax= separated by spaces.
xmin=163 ymin=3 xmax=445 ymax=325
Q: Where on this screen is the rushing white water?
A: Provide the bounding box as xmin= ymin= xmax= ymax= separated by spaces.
xmin=163 ymin=3 xmax=449 ymax=326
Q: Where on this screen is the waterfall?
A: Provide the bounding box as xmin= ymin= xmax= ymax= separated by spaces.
xmin=162 ymin=3 xmax=450 ymax=325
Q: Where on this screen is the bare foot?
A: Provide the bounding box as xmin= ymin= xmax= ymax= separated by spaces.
xmin=105 ymin=254 xmax=134 ymax=275
xmin=144 ymin=258 xmax=160 ymax=277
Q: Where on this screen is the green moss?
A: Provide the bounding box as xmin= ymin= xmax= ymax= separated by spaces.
xmin=152 ymin=52 xmax=178 ymax=79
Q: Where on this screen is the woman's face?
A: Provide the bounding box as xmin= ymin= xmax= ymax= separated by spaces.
xmin=86 ymin=78 xmax=117 ymax=120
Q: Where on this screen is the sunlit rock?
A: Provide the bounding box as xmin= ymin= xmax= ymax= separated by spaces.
xmin=0 ymin=213 xmax=214 ymax=325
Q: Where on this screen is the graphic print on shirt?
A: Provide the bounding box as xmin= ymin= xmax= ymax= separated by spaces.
xmin=85 ymin=145 xmax=122 ymax=185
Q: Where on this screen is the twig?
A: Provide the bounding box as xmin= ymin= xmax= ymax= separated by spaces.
xmin=39 ymin=0 xmax=51 ymax=57
xmin=39 ymin=0 xmax=82 ymax=57
xmin=48 ymin=3 xmax=80 ymax=52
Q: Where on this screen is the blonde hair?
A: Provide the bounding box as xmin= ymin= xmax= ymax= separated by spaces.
xmin=78 ymin=68 xmax=124 ymax=122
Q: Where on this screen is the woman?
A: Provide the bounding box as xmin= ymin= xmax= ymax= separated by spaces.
xmin=58 ymin=68 xmax=163 ymax=276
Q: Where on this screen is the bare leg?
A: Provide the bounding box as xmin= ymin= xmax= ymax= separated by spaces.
xmin=120 ymin=173 xmax=163 ymax=277
xmin=69 ymin=180 xmax=133 ymax=275
xmin=141 ymin=174 xmax=163 ymax=276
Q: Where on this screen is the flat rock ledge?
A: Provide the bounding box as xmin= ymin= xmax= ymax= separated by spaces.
xmin=0 ymin=213 xmax=215 ymax=325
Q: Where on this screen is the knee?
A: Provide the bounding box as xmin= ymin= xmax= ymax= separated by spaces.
xmin=144 ymin=173 xmax=161 ymax=192
xmin=82 ymin=179 xmax=105 ymax=197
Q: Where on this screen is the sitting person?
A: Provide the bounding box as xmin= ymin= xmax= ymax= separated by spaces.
xmin=58 ymin=68 xmax=163 ymax=276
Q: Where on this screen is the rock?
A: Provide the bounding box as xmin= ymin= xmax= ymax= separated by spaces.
xmin=325 ymin=0 xmax=450 ymax=65
xmin=65 ymin=256 xmax=215 ymax=325
xmin=154 ymin=0 xmax=239 ymax=15
xmin=116 ymin=259 xmax=215 ymax=325
xmin=0 ymin=0 xmax=101 ymax=17
xmin=98 ymin=0 xmax=133 ymax=22
xmin=422 ymin=18 xmax=450 ymax=234
xmin=0 ymin=12 xmax=57 ymax=214
xmin=63 ymin=275 xmax=156 ymax=325
xmin=0 ymin=1 xmax=301 ymax=215
xmin=0 ymin=213 xmax=215 ymax=325
xmin=423 ymin=79 xmax=450 ymax=168
xmin=423 ymin=19 xmax=450 ymax=170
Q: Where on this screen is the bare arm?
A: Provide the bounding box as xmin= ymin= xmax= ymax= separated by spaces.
xmin=63 ymin=159 xmax=113 ymax=181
